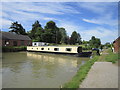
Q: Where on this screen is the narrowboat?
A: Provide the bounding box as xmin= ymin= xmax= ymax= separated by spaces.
xmin=27 ymin=46 xmax=82 ymax=55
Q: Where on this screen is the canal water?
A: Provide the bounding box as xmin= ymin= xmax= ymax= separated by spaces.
xmin=2 ymin=52 xmax=89 ymax=88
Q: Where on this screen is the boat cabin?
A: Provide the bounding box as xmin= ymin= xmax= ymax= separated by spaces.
xmin=27 ymin=46 xmax=82 ymax=54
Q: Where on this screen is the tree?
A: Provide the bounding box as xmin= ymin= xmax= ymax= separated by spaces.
xmin=9 ymin=21 xmax=26 ymax=35
xmin=59 ymin=28 xmax=68 ymax=44
xmin=89 ymin=36 xmax=101 ymax=48
xmin=104 ymin=42 xmax=111 ymax=48
xmin=77 ymin=33 xmax=82 ymax=44
xmin=28 ymin=20 xmax=44 ymax=42
xmin=69 ymin=31 xmax=82 ymax=45
xmin=64 ymin=36 xmax=70 ymax=44
xmin=44 ymin=21 xmax=62 ymax=44
xmin=30 ymin=20 xmax=42 ymax=39
xmin=70 ymin=31 xmax=78 ymax=45
xmin=35 ymin=27 xmax=44 ymax=41
xmin=82 ymin=40 xmax=89 ymax=44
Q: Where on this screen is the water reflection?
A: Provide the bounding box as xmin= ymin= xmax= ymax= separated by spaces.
xmin=2 ymin=52 xmax=89 ymax=88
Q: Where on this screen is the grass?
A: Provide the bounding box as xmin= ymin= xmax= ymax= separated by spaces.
xmin=61 ymin=49 xmax=118 ymax=89
xmin=2 ymin=46 xmax=27 ymax=52
xmin=98 ymin=49 xmax=118 ymax=63
xmin=62 ymin=56 xmax=99 ymax=89
xmin=104 ymin=49 xmax=118 ymax=63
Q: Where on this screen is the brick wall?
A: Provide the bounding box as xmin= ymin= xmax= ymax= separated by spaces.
xmin=2 ymin=39 xmax=32 ymax=46
xmin=113 ymin=37 xmax=120 ymax=53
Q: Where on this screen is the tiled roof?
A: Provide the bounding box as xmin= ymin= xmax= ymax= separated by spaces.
xmin=0 ymin=31 xmax=31 ymax=40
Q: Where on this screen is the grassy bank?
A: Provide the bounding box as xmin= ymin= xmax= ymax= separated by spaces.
xmin=105 ymin=49 xmax=118 ymax=63
xmin=62 ymin=56 xmax=99 ymax=89
xmin=98 ymin=49 xmax=118 ymax=63
xmin=2 ymin=46 xmax=27 ymax=52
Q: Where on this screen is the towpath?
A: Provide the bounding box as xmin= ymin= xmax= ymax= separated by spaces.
xmin=80 ymin=49 xmax=118 ymax=88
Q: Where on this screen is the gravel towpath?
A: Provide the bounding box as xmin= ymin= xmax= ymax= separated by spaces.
xmin=80 ymin=62 xmax=118 ymax=88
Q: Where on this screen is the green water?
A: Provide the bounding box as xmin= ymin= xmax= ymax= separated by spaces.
xmin=2 ymin=52 xmax=89 ymax=88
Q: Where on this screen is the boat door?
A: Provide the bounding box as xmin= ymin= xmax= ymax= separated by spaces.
xmin=77 ymin=46 xmax=82 ymax=53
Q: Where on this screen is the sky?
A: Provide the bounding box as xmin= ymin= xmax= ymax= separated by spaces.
xmin=0 ymin=2 xmax=118 ymax=44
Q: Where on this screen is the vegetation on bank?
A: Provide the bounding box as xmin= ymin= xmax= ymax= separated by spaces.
xmin=62 ymin=56 xmax=99 ymax=89
xmin=8 ymin=21 xmax=103 ymax=49
xmin=98 ymin=49 xmax=118 ymax=63
xmin=2 ymin=46 xmax=27 ymax=52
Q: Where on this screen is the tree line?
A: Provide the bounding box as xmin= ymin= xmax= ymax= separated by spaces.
xmin=9 ymin=20 xmax=82 ymax=45
xmin=9 ymin=20 xmax=102 ymax=48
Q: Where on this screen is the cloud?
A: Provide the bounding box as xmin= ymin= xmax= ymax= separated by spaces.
xmin=58 ymin=21 xmax=80 ymax=36
xmin=82 ymin=14 xmax=117 ymax=26
xmin=80 ymin=27 xmax=117 ymax=44
xmin=58 ymin=20 xmax=117 ymax=44
xmin=78 ymin=2 xmax=116 ymax=14
xmin=80 ymin=2 xmax=118 ymax=27
xmin=1 ymin=19 xmax=12 ymax=29
xmin=1 ymin=2 xmax=81 ymax=31
xmin=1 ymin=2 xmax=117 ymax=44
xmin=2 ymin=2 xmax=80 ymax=15
xmin=42 ymin=17 xmax=57 ymax=21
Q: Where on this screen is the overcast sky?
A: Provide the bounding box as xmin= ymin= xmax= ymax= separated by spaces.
xmin=1 ymin=2 xmax=118 ymax=44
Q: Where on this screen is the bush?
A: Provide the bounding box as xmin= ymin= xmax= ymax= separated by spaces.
xmin=2 ymin=46 xmax=27 ymax=52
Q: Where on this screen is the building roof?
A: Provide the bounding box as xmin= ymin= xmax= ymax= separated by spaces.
xmin=0 ymin=31 xmax=31 ymax=40
xmin=113 ymin=36 xmax=120 ymax=43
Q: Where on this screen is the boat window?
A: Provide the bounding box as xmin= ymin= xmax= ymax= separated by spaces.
xmin=48 ymin=48 xmax=50 ymax=50
xmin=34 ymin=43 xmax=36 ymax=45
xmin=66 ymin=48 xmax=72 ymax=51
xmin=54 ymin=48 xmax=59 ymax=51
xmin=32 ymin=48 xmax=33 ymax=49
xmin=37 ymin=48 xmax=38 ymax=49
xmin=41 ymin=48 xmax=44 ymax=50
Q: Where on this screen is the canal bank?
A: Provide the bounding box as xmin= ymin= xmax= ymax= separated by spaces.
xmin=62 ymin=49 xmax=118 ymax=88
xmin=62 ymin=56 xmax=99 ymax=88
xmin=80 ymin=62 xmax=118 ymax=88
xmin=2 ymin=46 xmax=27 ymax=52
xmin=79 ymin=49 xmax=118 ymax=88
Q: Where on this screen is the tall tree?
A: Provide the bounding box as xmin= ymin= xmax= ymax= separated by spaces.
xmin=28 ymin=20 xmax=44 ymax=41
xmin=31 ymin=20 xmax=42 ymax=39
xmin=77 ymin=33 xmax=82 ymax=44
xmin=59 ymin=28 xmax=67 ymax=44
xmin=89 ymin=36 xmax=101 ymax=48
xmin=9 ymin=21 xmax=26 ymax=35
xmin=70 ymin=31 xmax=78 ymax=45
xmin=44 ymin=21 xmax=62 ymax=43
xmin=64 ymin=36 xmax=70 ymax=44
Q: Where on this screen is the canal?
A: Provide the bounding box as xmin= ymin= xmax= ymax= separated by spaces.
xmin=2 ymin=52 xmax=89 ymax=88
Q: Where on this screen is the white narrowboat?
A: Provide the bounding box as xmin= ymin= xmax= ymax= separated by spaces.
xmin=27 ymin=46 xmax=82 ymax=55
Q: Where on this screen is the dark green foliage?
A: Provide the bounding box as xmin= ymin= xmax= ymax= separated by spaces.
xmin=70 ymin=31 xmax=78 ymax=45
xmin=77 ymin=33 xmax=82 ymax=44
xmin=64 ymin=36 xmax=70 ymax=44
xmin=70 ymin=31 xmax=82 ymax=45
xmin=9 ymin=20 xmax=84 ymax=45
xmin=2 ymin=46 xmax=27 ymax=52
xmin=82 ymin=40 xmax=89 ymax=44
xmin=9 ymin=21 xmax=102 ymax=46
xmin=104 ymin=42 xmax=112 ymax=48
xmin=89 ymin=36 xmax=101 ymax=48
xmin=44 ymin=21 xmax=62 ymax=44
xmin=28 ymin=20 xmax=44 ymax=41
xmin=9 ymin=21 xmax=26 ymax=35
xmin=59 ymin=28 xmax=68 ymax=44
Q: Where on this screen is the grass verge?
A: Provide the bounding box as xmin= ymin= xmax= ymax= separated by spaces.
xmin=2 ymin=46 xmax=27 ymax=52
xmin=104 ymin=49 xmax=118 ymax=63
xmin=62 ymin=56 xmax=99 ymax=89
